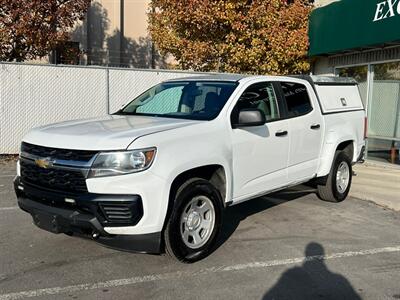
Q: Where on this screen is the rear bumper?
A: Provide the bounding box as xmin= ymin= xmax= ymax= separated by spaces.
xmin=14 ymin=177 xmax=161 ymax=254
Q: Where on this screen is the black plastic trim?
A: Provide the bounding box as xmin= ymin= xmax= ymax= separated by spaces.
xmin=97 ymin=232 xmax=161 ymax=254
xmin=18 ymin=196 xmax=109 ymax=235
xmin=313 ymin=82 xmax=358 ymax=86
xmin=14 ymin=177 xmax=160 ymax=253
xmin=14 ymin=177 xmax=143 ymax=227
xmin=357 ymin=145 xmax=366 ymax=164
xmin=275 ymin=130 xmax=288 ymax=137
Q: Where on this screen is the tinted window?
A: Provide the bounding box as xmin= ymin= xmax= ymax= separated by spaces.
xmin=120 ymin=81 xmax=237 ymax=120
xmin=280 ymin=82 xmax=312 ymax=117
xmin=232 ymin=82 xmax=280 ymax=123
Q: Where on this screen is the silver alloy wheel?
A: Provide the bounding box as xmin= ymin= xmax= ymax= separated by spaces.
xmin=336 ymin=161 xmax=350 ymax=193
xmin=180 ymin=195 xmax=216 ymax=249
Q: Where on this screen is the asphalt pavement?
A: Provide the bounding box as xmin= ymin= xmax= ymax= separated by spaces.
xmin=1 ymin=161 xmax=400 ymax=300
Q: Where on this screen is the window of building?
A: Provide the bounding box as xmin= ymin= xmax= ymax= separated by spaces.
xmin=336 ymin=62 xmax=400 ymax=165
xmin=367 ymin=61 xmax=400 ymax=164
xmin=280 ymin=82 xmax=312 ymax=117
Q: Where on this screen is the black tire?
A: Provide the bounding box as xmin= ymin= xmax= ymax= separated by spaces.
xmin=164 ymin=178 xmax=223 ymax=263
xmin=317 ymin=151 xmax=352 ymax=203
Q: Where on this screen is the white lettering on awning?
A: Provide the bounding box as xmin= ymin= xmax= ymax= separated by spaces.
xmin=373 ymin=0 xmax=400 ymax=22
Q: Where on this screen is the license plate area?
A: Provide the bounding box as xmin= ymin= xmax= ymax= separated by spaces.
xmin=32 ymin=211 xmax=62 ymax=234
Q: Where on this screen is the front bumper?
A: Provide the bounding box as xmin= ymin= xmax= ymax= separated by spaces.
xmin=14 ymin=177 xmax=161 ymax=254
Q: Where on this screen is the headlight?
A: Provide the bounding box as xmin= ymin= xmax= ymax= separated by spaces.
xmin=88 ymin=148 xmax=156 ymax=178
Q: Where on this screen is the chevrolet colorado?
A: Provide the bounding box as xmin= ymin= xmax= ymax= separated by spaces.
xmin=14 ymin=74 xmax=366 ymax=262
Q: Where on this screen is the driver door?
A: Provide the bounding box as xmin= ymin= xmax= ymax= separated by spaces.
xmin=230 ymin=81 xmax=290 ymax=202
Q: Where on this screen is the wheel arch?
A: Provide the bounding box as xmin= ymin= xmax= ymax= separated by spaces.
xmin=168 ymin=165 xmax=227 ymax=207
xmin=160 ymin=165 xmax=227 ymax=253
xmin=317 ymin=137 xmax=356 ymax=177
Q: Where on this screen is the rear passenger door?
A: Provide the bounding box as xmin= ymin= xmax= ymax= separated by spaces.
xmin=279 ymin=81 xmax=323 ymax=182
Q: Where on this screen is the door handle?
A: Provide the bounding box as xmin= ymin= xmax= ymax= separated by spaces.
xmin=310 ymin=124 xmax=321 ymax=130
xmin=275 ymin=130 xmax=288 ymax=137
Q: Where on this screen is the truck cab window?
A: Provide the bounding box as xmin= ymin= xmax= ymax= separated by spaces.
xmin=121 ymin=81 xmax=237 ymax=120
xmin=137 ymin=86 xmax=183 ymax=114
xmin=232 ymin=82 xmax=280 ymax=123
xmin=280 ymin=82 xmax=312 ymax=117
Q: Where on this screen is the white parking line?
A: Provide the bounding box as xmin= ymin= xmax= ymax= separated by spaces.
xmin=1 ymin=245 xmax=399 ymax=300
xmin=0 ymin=206 xmax=18 ymax=211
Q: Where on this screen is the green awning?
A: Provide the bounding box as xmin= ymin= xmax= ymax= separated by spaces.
xmin=309 ymin=0 xmax=400 ymax=56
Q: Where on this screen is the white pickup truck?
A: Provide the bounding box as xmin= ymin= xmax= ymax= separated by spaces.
xmin=15 ymin=74 xmax=366 ymax=262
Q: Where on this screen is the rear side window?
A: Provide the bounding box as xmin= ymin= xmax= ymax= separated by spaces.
xmin=280 ymin=82 xmax=312 ymax=117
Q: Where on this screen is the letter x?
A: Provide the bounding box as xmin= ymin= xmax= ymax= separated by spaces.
xmin=384 ymin=0 xmax=399 ymax=18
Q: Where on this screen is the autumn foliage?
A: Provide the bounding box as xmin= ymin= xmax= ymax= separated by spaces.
xmin=0 ymin=0 xmax=91 ymax=62
xmin=149 ymin=0 xmax=312 ymax=75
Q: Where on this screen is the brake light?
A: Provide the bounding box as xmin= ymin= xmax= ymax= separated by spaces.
xmin=364 ymin=117 xmax=368 ymax=139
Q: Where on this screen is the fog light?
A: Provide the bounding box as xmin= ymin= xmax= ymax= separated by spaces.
xmin=65 ymin=198 xmax=76 ymax=204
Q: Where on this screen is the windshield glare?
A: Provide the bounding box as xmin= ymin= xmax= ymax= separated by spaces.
xmin=119 ymin=81 xmax=238 ymax=120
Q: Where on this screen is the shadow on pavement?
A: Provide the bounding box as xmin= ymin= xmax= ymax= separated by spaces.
xmin=215 ymin=185 xmax=315 ymax=249
xmin=263 ymin=242 xmax=362 ymax=300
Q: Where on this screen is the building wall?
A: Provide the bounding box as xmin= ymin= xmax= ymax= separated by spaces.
xmin=70 ymin=0 xmax=155 ymax=68
xmin=314 ymin=0 xmax=339 ymax=7
xmin=312 ymin=57 xmax=334 ymax=76
xmin=124 ymin=1 xmax=150 ymax=40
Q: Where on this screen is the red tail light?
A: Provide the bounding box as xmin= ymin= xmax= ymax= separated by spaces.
xmin=364 ymin=117 xmax=368 ymax=139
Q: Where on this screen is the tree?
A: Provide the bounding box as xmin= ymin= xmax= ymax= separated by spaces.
xmin=0 ymin=0 xmax=91 ymax=62
xmin=148 ymin=0 xmax=312 ymax=75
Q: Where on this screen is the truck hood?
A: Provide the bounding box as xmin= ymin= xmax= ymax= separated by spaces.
xmin=23 ymin=115 xmax=200 ymax=150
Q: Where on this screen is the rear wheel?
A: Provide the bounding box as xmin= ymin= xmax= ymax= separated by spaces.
xmin=317 ymin=151 xmax=352 ymax=203
xmin=164 ymin=178 xmax=223 ymax=263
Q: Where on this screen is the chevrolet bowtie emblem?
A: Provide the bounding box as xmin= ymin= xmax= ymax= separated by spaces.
xmin=35 ymin=158 xmax=53 ymax=169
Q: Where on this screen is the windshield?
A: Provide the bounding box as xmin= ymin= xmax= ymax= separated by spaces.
xmin=117 ymin=81 xmax=238 ymax=120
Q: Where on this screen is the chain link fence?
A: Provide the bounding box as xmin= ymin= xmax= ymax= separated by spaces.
xmin=0 ymin=62 xmax=208 ymax=153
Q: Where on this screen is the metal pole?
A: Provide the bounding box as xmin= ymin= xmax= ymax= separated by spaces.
xmin=151 ymin=6 xmax=156 ymax=69
xmin=365 ymin=64 xmax=374 ymax=160
xmin=120 ymin=0 xmax=125 ymax=67
xmin=106 ymin=68 xmax=110 ymax=114
xmin=86 ymin=8 xmax=91 ymax=66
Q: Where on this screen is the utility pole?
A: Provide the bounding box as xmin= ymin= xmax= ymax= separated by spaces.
xmin=86 ymin=8 xmax=91 ymax=65
xmin=151 ymin=6 xmax=156 ymax=69
xmin=120 ymin=0 xmax=125 ymax=67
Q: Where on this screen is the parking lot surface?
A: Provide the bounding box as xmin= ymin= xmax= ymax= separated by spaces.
xmin=1 ymin=161 xmax=400 ymax=300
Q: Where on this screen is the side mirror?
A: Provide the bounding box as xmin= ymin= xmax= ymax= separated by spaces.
xmin=233 ymin=108 xmax=266 ymax=128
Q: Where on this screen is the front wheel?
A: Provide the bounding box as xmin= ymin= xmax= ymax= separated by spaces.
xmin=317 ymin=151 xmax=352 ymax=203
xmin=164 ymin=178 xmax=223 ymax=263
